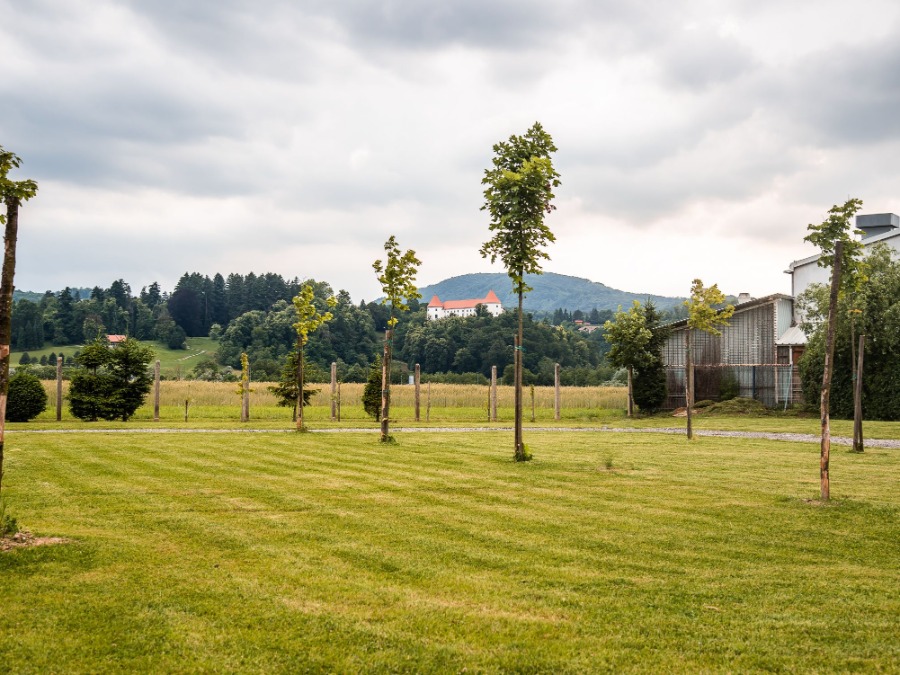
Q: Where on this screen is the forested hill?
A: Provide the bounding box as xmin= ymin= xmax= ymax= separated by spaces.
xmin=418 ymin=272 xmax=683 ymax=312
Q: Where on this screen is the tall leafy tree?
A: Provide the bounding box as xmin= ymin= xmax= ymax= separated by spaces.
xmin=289 ymin=283 xmax=335 ymax=431
xmin=803 ymin=198 xmax=864 ymax=500
xmin=480 ymin=121 xmax=560 ymax=461
xmin=604 ymin=301 xmax=652 ymax=417
xmin=0 ymin=146 xmax=37 ymax=500
xmin=373 ymin=236 xmax=421 ymax=442
xmin=684 ymin=280 xmax=734 ymax=440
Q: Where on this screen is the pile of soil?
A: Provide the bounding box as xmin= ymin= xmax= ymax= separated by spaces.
xmin=0 ymin=530 xmax=70 ymax=552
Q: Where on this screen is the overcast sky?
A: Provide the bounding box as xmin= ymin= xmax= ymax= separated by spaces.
xmin=2 ymin=0 xmax=899 ymax=303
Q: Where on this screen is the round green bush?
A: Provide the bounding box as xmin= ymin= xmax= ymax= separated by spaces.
xmin=7 ymin=370 xmax=48 ymax=422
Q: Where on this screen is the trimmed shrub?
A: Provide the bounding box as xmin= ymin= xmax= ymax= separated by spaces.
xmin=7 ymin=370 xmax=48 ymax=422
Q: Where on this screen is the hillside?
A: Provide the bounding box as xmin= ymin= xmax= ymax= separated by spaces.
xmin=418 ymin=272 xmax=683 ymax=313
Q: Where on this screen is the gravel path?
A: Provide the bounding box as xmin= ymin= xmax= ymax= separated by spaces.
xmin=10 ymin=426 xmax=900 ymax=448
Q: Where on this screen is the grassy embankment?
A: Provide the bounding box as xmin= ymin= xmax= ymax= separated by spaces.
xmin=12 ymin=337 xmax=218 ymax=379
xmin=1 ymin=430 xmax=897 ymax=672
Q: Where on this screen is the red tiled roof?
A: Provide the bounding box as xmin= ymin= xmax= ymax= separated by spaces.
xmin=107 ymin=334 xmax=127 ymax=343
xmin=428 ymin=290 xmax=502 ymax=310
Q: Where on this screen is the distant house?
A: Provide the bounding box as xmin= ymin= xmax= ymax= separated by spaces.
xmin=107 ymin=334 xmax=127 ymax=345
xmin=427 ymin=290 xmax=503 ymax=320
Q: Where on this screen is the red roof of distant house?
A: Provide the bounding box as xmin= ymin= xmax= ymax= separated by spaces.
xmin=428 ymin=290 xmax=502 ymax=310
xmin=107 ymin=334 xmax=127 ymax=343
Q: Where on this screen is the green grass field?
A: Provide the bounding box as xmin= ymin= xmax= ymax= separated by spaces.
xmin=12 ymin=337 xmax=219 ymax=379
xmin=1 ymin=430 xmax=897 ymax=672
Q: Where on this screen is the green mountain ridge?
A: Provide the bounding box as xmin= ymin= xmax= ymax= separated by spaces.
xmin=418 ymin=272 xmax=684 ymax=313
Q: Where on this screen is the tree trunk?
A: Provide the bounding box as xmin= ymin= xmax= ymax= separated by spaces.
xmin=296 ymin=339 xmax=305 ymax=431
xmin=820 ymin=240 xmax=844 ymax=500
xmin=852 ymin=334 xmax=865 ymax=453
xmin=685 ymin=330 xmax=693 ymax=440
xmin=380 ymin=328 xmax=392 ymax=442
xmin=514 ymin=291 xmax=525 ymax=460
xmin=0 ymin=196 xmax=19 ymax=497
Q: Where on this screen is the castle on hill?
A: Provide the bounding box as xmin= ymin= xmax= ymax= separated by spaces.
xmin=426 ymin=290 xmax=503 ymax=320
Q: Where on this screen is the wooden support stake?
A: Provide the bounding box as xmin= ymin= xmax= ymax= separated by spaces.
xmin=554 ymin=362 xmax=561 ymax=421
xmin=853 ymin=334 xmax=865 ymax=452
xmin=56 ymin=356 xmax=63 ymax=421
xmin=153 ymin=359 xmax=160 ymax=422
xmin=330 ymin=362 xmax=337 ymax=421
xmin=490 ymin=365 xmax=497 ymax=422
xmin=414 ymin=363 xmax=421 ymax=422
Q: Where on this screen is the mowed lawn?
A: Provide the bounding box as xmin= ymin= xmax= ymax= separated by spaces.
xmin=1 ymin=430 xmax=898 ymax=673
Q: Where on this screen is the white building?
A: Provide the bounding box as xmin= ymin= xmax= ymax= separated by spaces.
xmin=426 ymin=290 xmax=503 ymax=320
xmin=786 ymin=212 xmax=900 ymax=324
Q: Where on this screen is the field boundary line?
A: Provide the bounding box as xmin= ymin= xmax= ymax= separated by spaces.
xmin=8 ymin=426 xmax=900 ymax=447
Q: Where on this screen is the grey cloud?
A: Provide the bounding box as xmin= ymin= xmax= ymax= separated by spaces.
xmin=780 ymin=37 xmax=900 ymax=146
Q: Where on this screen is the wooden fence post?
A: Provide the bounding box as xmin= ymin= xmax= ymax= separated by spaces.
xmin=554 ymin=362 xmax=561 ymax=421
xmin=331 ymin=362 xmax=337 ymax=421
xmin=853 ymin=335 xmax=865 ymax=452
xmin=490 ymin=365 xmax=497 ymax=422
xmin=56 ymin=356 xmax=63 ymax=421
xmin=414 ymin=363 xmax=421 ymax=422
xmin=153 ymin=359 xmax=161 ymax=422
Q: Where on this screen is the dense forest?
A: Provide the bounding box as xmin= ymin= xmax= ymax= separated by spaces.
xmin=11 ymin=271 xmax=682 ymax=383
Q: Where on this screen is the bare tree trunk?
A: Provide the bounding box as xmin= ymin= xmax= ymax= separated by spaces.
xmin=0 ymin=196 xmax=21 ymax=497
xmin=330 ymin=362 xmax=337 ymax=421
xmin=56 ymin=356 xmax=64 ymax=421
xmin=426 ymin=382 xmax=431 ymax=423
xmin=296 ymin=340 xmax=305 ymax=431
xmin=414 ymin=363 xmax=420 ymax=422
xmin=380 ymin=328 xmax=392 ymax=442
xmin=685 ymin=331 xmax=693 ymax=440
xmin=554 ymin=363 xmax=561 ymax=421
xmin=820 ymin=240 xmax=844 ymax=500
xmin=853 ymin=334 xmax=865 ymax=453
xmin=153 ymin=359 xmax=160 ymax=422
xmin=490 ymin=365 xmax=497 ymax=422
xmin=514 ymin=291 xmax=525 ymax=460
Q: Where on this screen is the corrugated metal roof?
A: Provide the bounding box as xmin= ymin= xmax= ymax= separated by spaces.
xmin=776 ymin=325 xmax=807 ymax=345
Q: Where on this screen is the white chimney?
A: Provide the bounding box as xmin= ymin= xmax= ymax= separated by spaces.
xmin=737 ymin=293 xmax=752 ymax=304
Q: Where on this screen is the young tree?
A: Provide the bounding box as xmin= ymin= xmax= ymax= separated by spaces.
xmin=362 ymin=356 xmax=383 ymax=421
xmin=803 ymin=198 xmax=864 ymax=500
xmin=480 ymin=122 xmax=560 ymax=461
xmin=0 ymin=146 xmax=38 ymax=500
xmin=69 ymin=337 xmax=155 ymax=421
xmin=267 ymin=351 xmax=319 ymax=420
xmin=632 ymin=301 xmax=670 ymax=414
xmin=684 ymin=280 xmax=734 ymax=440
xmin=373 ymin=237 xmax=421 ymax=442
xmin=289 ymin=283 xmax=335 ymax=431
xmin=604 ymin=301 xmax=652 ymax=417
